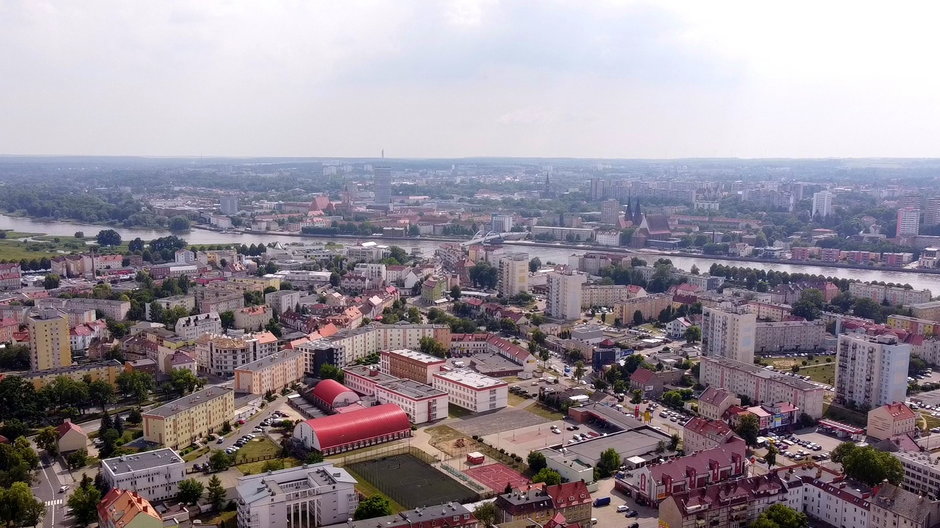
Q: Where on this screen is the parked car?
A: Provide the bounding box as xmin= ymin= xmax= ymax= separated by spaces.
xmin=617 ymin=505 xmax=630 ymax=513
xmin=626 ymin=511 xmax=639 ymax=518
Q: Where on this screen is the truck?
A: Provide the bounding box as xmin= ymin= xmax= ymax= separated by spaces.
xmin=593 ymin=497 xmax=611 ymax=507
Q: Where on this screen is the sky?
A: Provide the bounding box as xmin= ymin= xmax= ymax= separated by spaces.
xmin=2 ymin=0 xmax=940 ymax=159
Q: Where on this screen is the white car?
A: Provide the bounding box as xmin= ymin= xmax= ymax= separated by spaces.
xmin=59 ymin=485 xmax=69 ymax=493
xmin=617 ymin=505 xmax=630 ymax=513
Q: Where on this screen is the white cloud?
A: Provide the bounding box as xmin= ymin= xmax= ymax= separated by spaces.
xmin=0 ymin=0 xmax=938 ymax=157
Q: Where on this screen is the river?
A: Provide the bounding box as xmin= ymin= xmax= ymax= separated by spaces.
xmin=3 ymin=214 xmax=939 ymax=292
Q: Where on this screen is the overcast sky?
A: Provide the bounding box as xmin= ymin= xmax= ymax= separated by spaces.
xmin=2 ymin=1 xmax=939 ymax=159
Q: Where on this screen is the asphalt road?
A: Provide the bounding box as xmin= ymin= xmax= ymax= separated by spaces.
xmin=35 ymin=454 xmax=70 ymax=528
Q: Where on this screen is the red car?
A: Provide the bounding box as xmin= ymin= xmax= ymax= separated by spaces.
xmin=237 ymin=419 xmax=246 ymax=425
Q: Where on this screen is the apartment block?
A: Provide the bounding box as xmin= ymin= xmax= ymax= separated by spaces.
xmin=22 ymin=359 xmax=122 ymax=389
xmin=701 ymin=306 xmax=756 ymax=364
xmin=835 ymin=334 xmax=910 ymax=409
xmin=432 ymin=369 xmax=508 ymax=413
xmin=236 ymin=463 xmax=358 ymax=528
xmin=343 ymin=365 xmax=447 ymax=424
xmin=849 ymin=282 xmax=932 ymax=307
xmin=174 ymin=312 xmax=222 ymax=341
xmin=100 ymin=449 xmax=186 ymax=502
xmin=546 ymin=271 xmax=586 ymax=320
xmin=380 ymin=348 xmax=446 ymax=384
xmin=27 ymin=309 xmax=71 ymax=371
xmin=870 ymin=482 xmax=940 ymax=528
xmin=700 ymin=356 xmax=825 ymax=418
xmin=264 ymin=289 xmax=302 ymax=315
xmin=194 ymin=332 xmax=279 ymax=376
xmin=36 ymin=297 xmax=131 ymax=320
xmin=912 ymin=301 xmax=940 ymax=322
xmin=615 ymin=293 xmax=674 ymax=325
xmin=146 ymin=295 xmax=196 ymax=321
xmin=0 ymin=263 xmax=22 ymax=290
xmin=887 ymin=314 xmax=939 ymax=337
xmin=754 ymin=320 xmax=826 ymax=353
xmin=234 ymin=350 xmax=305 ymax=395
xmin=581 ymin=284 xmax=645 ymax=308
xmin=142 ymin=387 xmax=234 ymax=449
xmin=233 ymin=305 xmax=273 ymax=331
xmin=497 ymin=252 xmax=529 ymax=297
xmin=301 ymin=323 xmax=452 ymax=368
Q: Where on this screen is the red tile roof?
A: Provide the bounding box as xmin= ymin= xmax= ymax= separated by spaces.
xmin=879 ymin=402 xmax=916 ymax=420
xmin=545 ymin=481 xmax=592 ymax=508
xmin=56 ymin=419 xmax=85 ymax=440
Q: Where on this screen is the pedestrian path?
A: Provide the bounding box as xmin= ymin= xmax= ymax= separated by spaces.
xmin=45 ymin=499 xmax=63 ymax=506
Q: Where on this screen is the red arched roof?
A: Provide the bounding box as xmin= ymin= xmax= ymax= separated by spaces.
xmin=304 ymin=404 xmax=410 ymax=450
xmin=311 ymin=379 xmax=356 ymax=405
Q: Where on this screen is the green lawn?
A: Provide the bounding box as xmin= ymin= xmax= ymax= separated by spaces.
xmin=235 ymin=437 xmax=282 ymax=463
xmin=237 ymin=457 xmax=302 ymax=475
xmin=507 ymin=393 xmax=528 ymax=407
xmin=183 ymin=446 xmax=210 ymax=462
xmin=521 ymin=403 xmax=565 ymax=421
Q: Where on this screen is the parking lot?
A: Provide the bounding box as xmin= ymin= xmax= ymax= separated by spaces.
xmin=590 ymin=477 xmax=658 ymax=528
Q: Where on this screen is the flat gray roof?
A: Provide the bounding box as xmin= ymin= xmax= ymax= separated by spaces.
xmin=22 ymin=359 xmax=121 ymax=378
xmin=144 ymin=386 xmax=233 ymax=418
xmin=235 ymin=350 xmax=303 ymax=373
xmin=103 ymin=448 xmax=183 ymax=474
xmin=563 ymin=427 xmax=673 ymax=465
xmin=380 ymin=378 xmax=447 ymax=399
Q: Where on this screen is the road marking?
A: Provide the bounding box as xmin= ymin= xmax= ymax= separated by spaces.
xmin=45 ymin=499 xmax=63 ymax=506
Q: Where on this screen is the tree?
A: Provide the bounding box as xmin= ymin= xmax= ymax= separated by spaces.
xmin=752 ymin=504 xmax=808 ymax=528
xmin=765 ymin=443 xmax=778 ymax=467
xmin=74 ymin=231 xmax=84 ymax=239
xmin=116 ymin=370 xmax=155 ymax=403
xmin=42 ymin=273 xmax=60 ymax=290
xmin=529 ymin=257 xmax=542 ymax=273
xmin=684 ymin=325 xmax=701 ymax=343
xmin=450 ymin=285 xmax=461 ymax=301
xmin=734 ymin=413 xmax=760 ymax=446
xmin=419 ymin=336 xmax=448 ymax=358
xmin=596 ymin=448 xmax=621 ymax=478
xmin=354 ymin=496 xmax=392 ymax=520
xmin=128 ymin=237 xmax=145 ymax=252
xmin=87 ymin=379 xmax=115 ymax=411
xmin=473 ymin=502 xmax=499 ymax=527
xmin=318 ymin=364 xmax=345 ymax=383
xmin=791 ymin=289 xmax=825 ymax=321
xmin=209 ymin=450 xmax=234 ymax=472
xmin=35 ymin=426 xmax=59 ymax=456
xmin=633 ymin=310 xmax=644 ymax=325
xmin=126 ymin=407 xmax=142 ymax=424
xmin=170 ymin=368 xmax=202 ymax=396
xmin=177 ymin=478 xmax=204 ymax=505
xmin=113 ymin=414 xmax=124 ymax=436
xmin=669 ymin=433 xmax=680 ymax=451
xmin=206 ymin=475 xmax=226 ymax=511
xmin=220 ymin=310 xmax=235 ymax=329
xmin=527 ymin=451 xmax=547 ymax=473
xmin=830 ymin=442 xmax=856 ymax=463
xmin=169 ymin=216 xmax=191 ymax=232
xmin=573 ymin=360 xmax=585 ymax=380
xmin=852 ymin=297 xmax=884 ymax=321
xmin=531 ymin=467 xmax=562 ymax=485
xmin=841 ymin=445 xmax=903 ymax=486
xmin=0 ymin=481 xmax=44 ymax=528
xmin=66 ymin=449 xmax=89 ymax=470
xmin=67 ymin=481 xmax=102 ymax=526
xmin=630 ymin=389 xmax=642 ymax=404
xmin=96 ymin=229 xmax=122 ymax=247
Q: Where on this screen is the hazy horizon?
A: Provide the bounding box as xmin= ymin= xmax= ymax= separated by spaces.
xmin=3 ymin=1 xmax=939 ymax=159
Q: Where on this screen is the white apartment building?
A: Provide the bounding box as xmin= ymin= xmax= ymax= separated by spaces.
xmin=264 ymin=289 xmax=302 ymax=315
xmin=892 ymin=451 xmax=940 ymax=498
xmin=581 ymin=284 xmax=645 ymax=308
xmin=236 ymin=463 xmax=358 ymax=528
xmin=100 ymin=449 xmax=186 ymax=502
xmin=701 ymin=306 xmax=756 ymax=364
xmin=299 ymin=324 xmax=451 ymax=368
xmin=380 ymin=348 xmax=446 ymax=384
xmin=194 ymin=332 xmax=279 ymax=376
xmin=812 ymin=190 xmax=833 ymax=218
xmin=174 ymin=312 xmax=222 ymax=342
xmin=491 ymin=213 xmax=514 ymax=233
xmin=234 ymin=350 xmax=305 ymax=395
xmin=897 ymin=207 xmax=921 ymax=237
xmin=497 ymin=253 xmax=529 ymax=297
xmin=353 ymin=263 xmax=387 ymax=284
xmin=546 ymin=271 xmax=586 ymax=320
xmin=754 ymin=320 xmax=826 ymax=353
xmin=432 ymin=369 xmax=508 ymax=413
xmin=835 ymin=334 xmax=910 ymax=409
xmin=848 ymin=282 xmax=932 ymax=307
xmin=699 ymin=356 xmax=825 ymax=418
